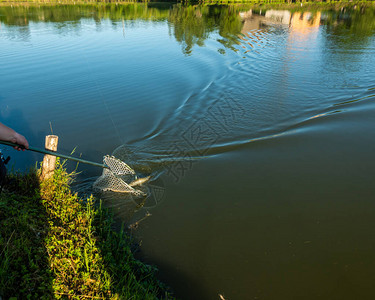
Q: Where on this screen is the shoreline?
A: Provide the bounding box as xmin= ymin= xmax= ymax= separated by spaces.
xmin=0 ymin=1 xmax=374 ymax=9
xmin=0 ymin=159 xmax=174 ymax=299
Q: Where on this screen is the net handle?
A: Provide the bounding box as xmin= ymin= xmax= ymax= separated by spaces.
xmin=0 ymin=141 xmax=108 ymax=169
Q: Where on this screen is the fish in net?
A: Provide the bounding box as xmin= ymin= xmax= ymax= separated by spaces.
xmin=92 ymin=153 xmax=165 ymax=225
xmin=93 ymin=155 xmax=149 ymax=197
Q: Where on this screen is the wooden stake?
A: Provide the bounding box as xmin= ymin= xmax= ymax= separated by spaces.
xmin=41 ymin=135 xmax=58 ymax=181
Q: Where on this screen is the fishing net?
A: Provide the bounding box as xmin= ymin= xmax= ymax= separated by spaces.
xmin=102 ymin=155 xmax=135 ymax=176
xmin=93 ymin=155 xmax=148 ymax=197
xmin=92 ymin=151 xmax=165 ymax=226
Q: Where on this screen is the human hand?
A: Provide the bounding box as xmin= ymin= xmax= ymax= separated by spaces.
xmin=13 ymin=132 xmax=29 ymax=151
xmin=0 ymin=123 xmax=29 ymax=151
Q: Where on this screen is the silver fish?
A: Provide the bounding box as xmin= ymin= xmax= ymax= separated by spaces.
xmin=129 ymin=176 xmax=151 ymax=187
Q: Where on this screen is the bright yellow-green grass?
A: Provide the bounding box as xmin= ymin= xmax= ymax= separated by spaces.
xmin=0 ymin=159 xmax=174 ymax=299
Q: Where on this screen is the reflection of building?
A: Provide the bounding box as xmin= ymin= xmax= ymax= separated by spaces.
xmin=239 ymin=9 xmax=322 ymax=43
xmin=239 ymin=9 xmax=292 ymax=34
xmin=290 ymin=11 xmax=321 ymax=37
xmin=264 ymin=10 xmax=291 ymax=25
xmin=239 ymin=10 xmax=262 ymax=34
xmin=290 ymin=12 xmax=321 ymax=31
xmin=240 ymin=9 xmax=322 ymax=34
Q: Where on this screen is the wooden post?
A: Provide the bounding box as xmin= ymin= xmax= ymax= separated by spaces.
xmin=41 ymin=135 xmax=59 ymax=181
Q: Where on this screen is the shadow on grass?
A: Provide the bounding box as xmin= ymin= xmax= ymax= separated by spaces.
xmin=0 ymin=171 xmax=54 ymax=298
xmin=0 ymin=162 xmax=174 ymax=299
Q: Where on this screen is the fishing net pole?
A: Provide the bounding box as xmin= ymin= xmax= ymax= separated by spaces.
xmin=0 ymin=141 xmax=150 ymax=197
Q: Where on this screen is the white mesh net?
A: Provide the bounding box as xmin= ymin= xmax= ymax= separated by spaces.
xmin=91 ymin=151 xmax=165 ymax=226
xmin=93 ymin=155 xmax=149 ymax=197
xmin=103 ymin=155 xmax=135 ymax=176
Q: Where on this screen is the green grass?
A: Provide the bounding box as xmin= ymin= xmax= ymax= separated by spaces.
xmin=0 ymin=159 xmax=174 ymax=299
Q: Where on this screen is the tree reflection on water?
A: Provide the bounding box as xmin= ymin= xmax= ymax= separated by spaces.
xmin=1 ymin=3 xmax=374 ymax=54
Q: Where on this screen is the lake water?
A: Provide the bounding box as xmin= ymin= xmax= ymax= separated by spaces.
xmin=1 ymin=3 xmax=375 ymax=299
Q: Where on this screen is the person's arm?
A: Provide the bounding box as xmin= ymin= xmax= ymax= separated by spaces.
xmin=0 ymin=122 xmax=29 ymax=151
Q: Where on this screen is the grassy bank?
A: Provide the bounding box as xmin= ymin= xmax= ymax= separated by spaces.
xmin=0 ymin=159 xmax=173 ymax=299
xmin=1 ymin=0 xmax=374 ymax=9
xmin=1 ymin=0 xmax=372 ymax=6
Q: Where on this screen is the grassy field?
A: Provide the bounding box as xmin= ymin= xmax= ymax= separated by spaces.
xmin=0 ymin=159 xmax=174 ymax=299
